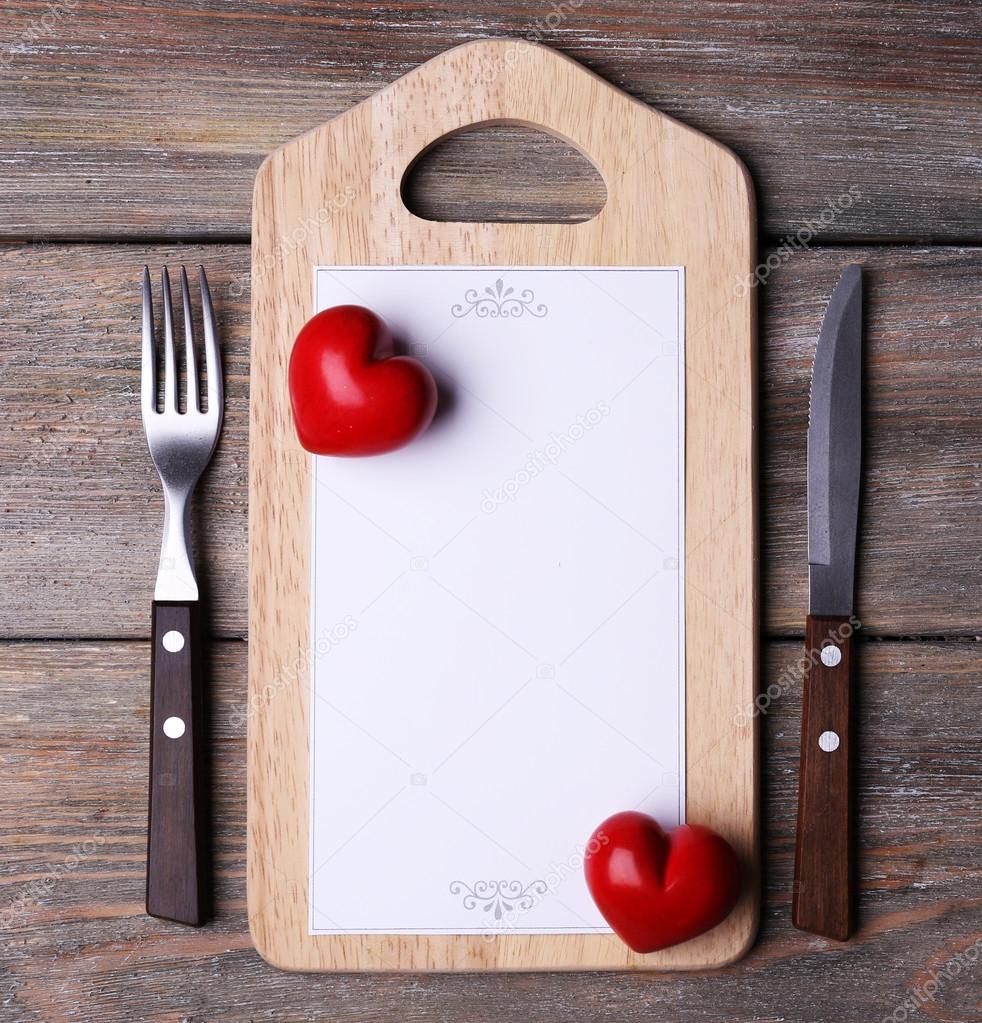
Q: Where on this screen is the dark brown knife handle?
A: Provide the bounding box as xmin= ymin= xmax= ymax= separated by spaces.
xmin=793 ymin=614 xmax=854 ymax=940
xmin=147 ymin=600 xmax=206 ymax=926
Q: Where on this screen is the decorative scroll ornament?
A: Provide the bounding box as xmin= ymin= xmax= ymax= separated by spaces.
xmin=451 ymin=278 xmax=548 ymax=319
xmin=449 ymin=879 xmax=548 ymax=920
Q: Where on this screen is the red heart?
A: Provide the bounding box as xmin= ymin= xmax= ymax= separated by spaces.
xmin=289 ymin=305 xmax=438 ymax=456
xmin=584 ymin=811 xmax=741 ymax=953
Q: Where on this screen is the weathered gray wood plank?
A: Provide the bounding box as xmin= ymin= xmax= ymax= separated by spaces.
xmin=0 ymin=639 xmax=978 ymax=1022
xmin=0 ymin=1 xmax=980 ymax=240
xmin=0 ymin=242 xmax=251 ymax=639
xmin=2 ymin=243 xmax=981 ymax=638
xmin=762 ymin=245 xmax=982 ymax=635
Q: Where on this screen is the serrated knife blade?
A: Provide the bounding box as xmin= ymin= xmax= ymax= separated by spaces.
xmin=808 ymin=263 xmax=862 ymax=615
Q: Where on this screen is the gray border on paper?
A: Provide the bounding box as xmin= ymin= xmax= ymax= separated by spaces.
xmin=307 ymin=266 xmax=685 ymax=935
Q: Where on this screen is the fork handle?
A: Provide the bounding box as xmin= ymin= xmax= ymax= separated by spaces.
xmin=147 ymin=600 xmax=206 ymax=926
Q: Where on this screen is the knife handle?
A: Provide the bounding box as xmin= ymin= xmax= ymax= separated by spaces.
xmin=793 ymin=614 xmax=854 ymax=940
xmin=147 ymin=600 xmax=207 ymax=926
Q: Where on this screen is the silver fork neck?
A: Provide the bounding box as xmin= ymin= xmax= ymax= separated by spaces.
xmin=155 ymin=484 xmax=199 ymax=601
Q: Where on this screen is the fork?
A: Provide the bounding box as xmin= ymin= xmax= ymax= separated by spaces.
xmin=141 ymin=265 xmax=223 ymax=926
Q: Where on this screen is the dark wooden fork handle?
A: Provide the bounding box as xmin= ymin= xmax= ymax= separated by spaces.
xmin=147 ymin=600 xmax=206 ymax=926
xmin=793 ymin=614 xmax=854 ymax=940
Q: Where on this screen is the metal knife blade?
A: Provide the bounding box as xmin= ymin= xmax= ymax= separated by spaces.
xmin=808 ymin=264 xmax=862 ymax=616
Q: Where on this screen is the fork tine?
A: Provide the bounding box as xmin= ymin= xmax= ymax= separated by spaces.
xmin=198 ymin=266 xmax=223 ymax=417
xmin=160 ymin=267 xmax=178 ymax=412
xmin=141 ymin=266 xmax=157 ymax=417
xmin=180 ymin=266 xmax=199 ymax=413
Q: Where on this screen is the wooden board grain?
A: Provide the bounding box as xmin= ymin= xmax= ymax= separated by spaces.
xmin=247 ymin=38 xmax=757 ymax=970
xmin=1 ymin=639 xmax=978 ymax=1021
xmin=1 ymin=244 xmax=981 ymax=641
xmin=1 ymin=1 xmax=980 ymax=242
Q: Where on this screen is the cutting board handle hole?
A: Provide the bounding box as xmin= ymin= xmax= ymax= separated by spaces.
xmin=401 ymin=123 xmax=607 ymax=225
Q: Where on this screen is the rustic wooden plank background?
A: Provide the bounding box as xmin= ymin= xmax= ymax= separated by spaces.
xmin=4 ymin=243 xmax=981 ymax=639
xmin=0 ymin=1 xmax=980 ymax=1021
xmin=1 ymin=643 xmax=978 ymax=1021
xmin=1 ymin=1 xmax=981 ymax=241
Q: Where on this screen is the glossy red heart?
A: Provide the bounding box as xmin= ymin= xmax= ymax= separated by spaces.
xmin=584 ymin=811 xmax=741 ymax=953
xmin=289 ymin=305 xmax=437 ymax=456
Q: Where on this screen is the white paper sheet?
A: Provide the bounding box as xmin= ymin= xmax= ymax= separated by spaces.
xmin=308 ymin=266 xmax=685 ymax=935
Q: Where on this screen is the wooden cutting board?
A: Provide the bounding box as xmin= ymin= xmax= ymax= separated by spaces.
xmin=248 ymin=38 xmax=757 ymax=971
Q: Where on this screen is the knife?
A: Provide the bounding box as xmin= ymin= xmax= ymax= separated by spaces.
xmin=793 ymin=264 xmax=863 ymax=941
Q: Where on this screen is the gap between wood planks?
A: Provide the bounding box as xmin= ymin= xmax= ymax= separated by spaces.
xmin=4 ymin=235 xmax=982 ymax=248
xmin=1 ymin=635 xmax=978 ymax=644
